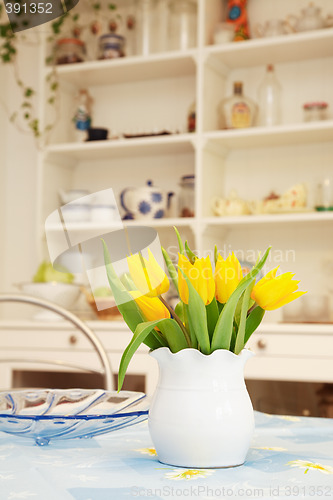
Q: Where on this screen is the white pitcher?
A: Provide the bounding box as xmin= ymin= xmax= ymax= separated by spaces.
xmin=149 ymin=347 xmax=255 ymax=468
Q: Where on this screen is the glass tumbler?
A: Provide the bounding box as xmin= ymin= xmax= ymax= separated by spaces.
xmin=169 ymin=0 xmax=197 ymax=51
xmin=179 ymin=175 xmax=195 ymax=217
xmin=136 ymin=0 xmax=158 ymax=56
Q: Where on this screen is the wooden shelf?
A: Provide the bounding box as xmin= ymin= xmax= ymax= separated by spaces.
xmin=205 ymin=28 xmax=333 ymax=69
xmin=204 ymin=121 xmax=333 ymax=150
xmin=51 ymin=50 xmax=197 ymax=86
xmin=45 ymin=134 xmax=196 ymax=163
xmin=204 ymin=212 xmax=333 ymax=228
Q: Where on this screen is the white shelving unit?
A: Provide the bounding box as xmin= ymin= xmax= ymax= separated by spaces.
xmin=45 ymin=133 xmax=196 ymax=162
xmin=38 ymin=0 xmax=333 ymax=327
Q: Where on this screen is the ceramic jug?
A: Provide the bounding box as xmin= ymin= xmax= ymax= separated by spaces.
xmin=287 ymin=3 xmax=325 ymax=32
xmin=120 ymin=180 xmax=174 ymax=220
xmin=149 ymin=347 xmax=255 ymax=468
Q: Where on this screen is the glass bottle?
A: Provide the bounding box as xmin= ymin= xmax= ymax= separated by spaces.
xmin=73 ymin=89 xmax=93 ymax=142
xmin=218 ymin=82 xmax=257 ymax=129
xmin=257 ymin=64 xmax=282 ymax=127
xmin=136 ymin=0 xmax=158 ymax=56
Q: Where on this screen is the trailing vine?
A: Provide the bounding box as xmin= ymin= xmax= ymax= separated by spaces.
xmin=0 ymin=0 xmax=118 ymax=142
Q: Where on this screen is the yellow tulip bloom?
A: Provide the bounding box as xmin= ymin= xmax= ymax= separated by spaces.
xmin=130 ymin=291 xmax=170 ymax=322
xmin=127 ymin=249 xmax=169 ymax=297
xmin=214 ymin=252 xmax=243 ymax=303
xmin=178 ymin=254 xmax=215 ymax=305
xmin=251 ymin=267 xmax=306 ymax=310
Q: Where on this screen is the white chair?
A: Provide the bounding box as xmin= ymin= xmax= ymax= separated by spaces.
xmin=0 ymin=294 xmax=114 ymax=391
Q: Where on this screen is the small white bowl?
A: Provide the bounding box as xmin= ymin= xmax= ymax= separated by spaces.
xmin=19 ymin=283 xmax=81 ymax=320
xmin=61 ymin=204 xmax=91 ymax=223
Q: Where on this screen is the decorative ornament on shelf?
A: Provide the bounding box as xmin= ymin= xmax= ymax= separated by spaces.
xmin=102 ymin=227 xmax=306 ymax=468
xmin=226 ymin=0 xmax=250 ymax=41
xmin=73 ymin=89 xmax=93 ymax=142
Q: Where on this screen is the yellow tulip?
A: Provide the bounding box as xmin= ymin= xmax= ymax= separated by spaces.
xmin=178 ymin=254 xmax=215 ymax=305
xmin=251 ymin=267 xmax=306 ymax=310
xmin=214 ymin=252 xmax=243 ymax=303
xmin=127 ymin=248 xmax=169 ymax=297
xmin=130 ymin=291 xmax=170 ymax=321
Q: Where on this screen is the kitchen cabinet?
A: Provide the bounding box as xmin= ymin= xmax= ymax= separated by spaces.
xmin=1 ymin=320 xmax=333 ymax=394
xmin=35 ymin=1 xmax=333 ymax=325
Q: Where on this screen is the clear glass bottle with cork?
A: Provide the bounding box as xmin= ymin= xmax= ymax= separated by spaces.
xmin=218 ymin=82 xmax=257 ymax=129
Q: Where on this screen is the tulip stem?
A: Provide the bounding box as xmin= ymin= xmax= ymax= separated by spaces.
xmin=158 ymin=296 xmax=191 ymax=348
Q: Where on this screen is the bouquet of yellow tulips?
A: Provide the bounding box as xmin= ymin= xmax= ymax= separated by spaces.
xmin=102 ymin=229 xmax=305 ymax=390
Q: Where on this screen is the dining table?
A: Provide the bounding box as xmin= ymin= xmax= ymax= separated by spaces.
xmin=0 ymin=411 xmax=332 ymax=500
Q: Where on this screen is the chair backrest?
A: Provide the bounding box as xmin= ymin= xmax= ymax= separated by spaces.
xmin=0 ymin=294 xmax=114 ymax=391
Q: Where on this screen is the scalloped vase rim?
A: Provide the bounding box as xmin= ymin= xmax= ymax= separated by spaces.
xmin=149 ymin=346 xmax=254 ymax=360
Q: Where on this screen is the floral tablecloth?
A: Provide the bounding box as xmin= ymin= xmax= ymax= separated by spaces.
xmin=0 ymin=412 xmax=332 ymax=500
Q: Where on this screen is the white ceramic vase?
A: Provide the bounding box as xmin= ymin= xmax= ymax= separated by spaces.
xmin=148 ymin=347 xmax=254 ymax=468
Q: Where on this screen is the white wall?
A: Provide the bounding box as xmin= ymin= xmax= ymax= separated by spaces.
xmin=0 ymin=63 xmax=8 ymax=294
xmin=0 ymin=41 xmax=39 ymax=304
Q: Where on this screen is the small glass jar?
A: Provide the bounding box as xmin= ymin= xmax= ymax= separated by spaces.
xmin=98 ymin=34 xmax=125 ymax=59
xmin=179 ymin=175 xmax=195 ymax=217
xmin=303 ymin=102 xmax=328 ymax=122
xmin=169 ymin=0 xmax=197 ymax=51
xmin=55 ymin=38 xmax=86 ymax=65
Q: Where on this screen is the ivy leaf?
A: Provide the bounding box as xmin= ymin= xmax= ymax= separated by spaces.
xmin=25 ymin=88 xmax=34 ymax=98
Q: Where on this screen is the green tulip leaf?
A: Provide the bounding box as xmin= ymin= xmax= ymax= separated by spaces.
xmin=234 ymin=280 xmax=255 ymax=355
xmin=244 ymin=306 xmax=265 ymax=345
xmin=120 ymin=272 xmax=137 ymax=291
xmin=185 ymin=240 xmax=197 ymax=264
xmin=174 ymin=301 xmax=185 ymax=323
xmin=206 ymin=297 xmax=219 ymax=341
xmin=211 ymin=247 xmax=271 ymax=351
xmin=214 ymin=245 xmax=218 ymax=265
xmin=161 ymin=246 xmax=178 ymax=293
xmin=174 ymin=226 xmax=185 ymax=254
xmin=158 ymin=320 xmax=189 ymax=353
xmin=179 ymin=268 xmax=210 ymax=354
xmin=118 ymin=318 xmax=185 ymax=390
xmin=217 ymin=301 xmax=225 ymax=315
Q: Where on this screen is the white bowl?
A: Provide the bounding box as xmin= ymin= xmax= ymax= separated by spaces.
xmin=61 ymin=204 xmax=91 ymax=223
xmin=20 ymin=283 xmax=81 ymax=320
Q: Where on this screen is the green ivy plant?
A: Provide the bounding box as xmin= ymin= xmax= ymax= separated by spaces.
xmin=0 ymin=1 xmax=117 ymax=140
